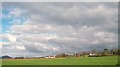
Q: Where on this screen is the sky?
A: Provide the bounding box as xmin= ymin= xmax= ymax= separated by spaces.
xmin=1 ymin=2 xmax=118 ymax=57
xmin=1 ymin=0 xmax=119 ymax=2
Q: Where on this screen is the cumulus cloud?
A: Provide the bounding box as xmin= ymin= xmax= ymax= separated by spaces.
xmin=2 ymin=2 xmax=118 ymax=57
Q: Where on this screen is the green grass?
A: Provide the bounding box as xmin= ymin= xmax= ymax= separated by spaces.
xmin=2 ymin=56 xmax=118 ymax=65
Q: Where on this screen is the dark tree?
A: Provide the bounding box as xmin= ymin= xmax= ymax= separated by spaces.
xmin=103 ymin=48 xmax=109 ymax=55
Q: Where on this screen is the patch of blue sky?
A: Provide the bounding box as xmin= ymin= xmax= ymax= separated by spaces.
xmin=0 ymin=39 xmax=9 ymax=42
xmin=2 ymin=7 xmax=27 ymax=33
xmin=2 ymin=8 xmax=12 ymax=33
xmin=2 ymin=18 xmax=12 ymax=33
xmin=47 ymin=32 xmax=57 ymax=35
xmin=2 ymin=8 xmax=9 ymax=15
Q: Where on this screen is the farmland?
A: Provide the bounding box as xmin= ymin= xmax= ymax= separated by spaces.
xmin=2 ymin=56 xmax=118 ymax=65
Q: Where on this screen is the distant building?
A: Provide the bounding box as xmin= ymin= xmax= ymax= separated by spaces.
xmin=89 ymin=53 xmax=98 ymax=57
xmin=45 ymin=56 xmax=56 ymax=58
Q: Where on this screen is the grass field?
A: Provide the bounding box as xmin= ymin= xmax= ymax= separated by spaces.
xmin=2 ymin=56 xmax=118 ymax=65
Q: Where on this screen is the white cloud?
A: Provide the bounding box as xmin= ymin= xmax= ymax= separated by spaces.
xmin=16 ymin=45 xmax=25 ymax=50
xmin=8 ymin=8 xmax=28 ymax=18
xmin=9 ymin=8 xmax=22 ymax=17
xmin=0 ymin=42 xmax=12 ymax=45
xmin=6 ymin=34 xmax=17 ymax=43
xmin=1 ymin=34 xmax=17 ymax=43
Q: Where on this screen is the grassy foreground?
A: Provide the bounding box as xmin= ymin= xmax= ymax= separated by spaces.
xmin=2 ymin=56 xmax=118 ymax=65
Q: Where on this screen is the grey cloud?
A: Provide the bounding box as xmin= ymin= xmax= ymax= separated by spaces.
xmin=2 ymin=2 xmax=118 ymax=57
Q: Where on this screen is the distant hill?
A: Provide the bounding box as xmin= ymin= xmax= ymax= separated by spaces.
xmin=2 ymin=55 xmax=12 ymax=59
